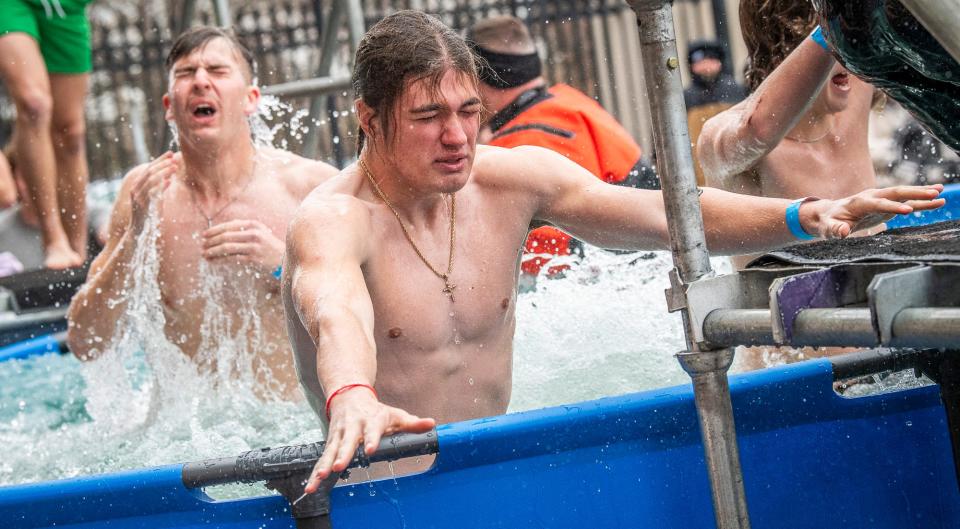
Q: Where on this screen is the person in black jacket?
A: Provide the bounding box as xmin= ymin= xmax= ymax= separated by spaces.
xmin=684 ymin=40 xmax=747 ymax=110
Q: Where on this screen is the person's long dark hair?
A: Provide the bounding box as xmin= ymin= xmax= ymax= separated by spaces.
xmin=352 ymin=10 xmax=480 ymax=155
xmin=739 ymin=0 xmax=818 ymax=92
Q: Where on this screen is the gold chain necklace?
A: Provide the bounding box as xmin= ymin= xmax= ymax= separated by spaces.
xmin=784 ymin=118 xmax=835 ymax=143
xmin=359 ymin=158 xmax=457 ymax=301
xmin=187 ymin=156 xmax=258 ymax=227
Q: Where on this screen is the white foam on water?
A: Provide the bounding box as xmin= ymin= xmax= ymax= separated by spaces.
xmin=0 ymin=183 xmax=321 ymax=488
xmin=509 ymin=250 xmax=702 ymax=412
xmin=0 ymin=245 xmax=718 ymax=489
xmin=250 ymin=95 xmax=310 ymax=150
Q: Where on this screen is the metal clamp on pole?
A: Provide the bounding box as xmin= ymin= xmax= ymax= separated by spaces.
xmin=265 ymin=467 xmax=339 ymax=529
xmin=182 ymin=430 xmax=438 ymax=529
xmin=624 ymin=1 xmax=751 ymax=528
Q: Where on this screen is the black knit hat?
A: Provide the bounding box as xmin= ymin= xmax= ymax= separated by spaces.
xmin=687 ymin=40 xmax=725 ymax=64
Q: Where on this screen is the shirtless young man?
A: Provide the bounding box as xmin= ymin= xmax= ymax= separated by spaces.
xmin=697 ymin=0 xmax=880 ymax=270
xmin=696 ymin=1 xmax=882 ymax=370
xmin=67 ymin=27 xmax=338 ymax=397
xmin=283 ymin=11 xmax=942 ymax=493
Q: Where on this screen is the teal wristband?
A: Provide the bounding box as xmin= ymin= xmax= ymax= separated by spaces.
xmin=272 ymin=265 xmax=282 ymax=280
xmin=786 ymin=199 xmax=816 ymax=241
xmin=810 ymin=26 xmax=829 ymax=52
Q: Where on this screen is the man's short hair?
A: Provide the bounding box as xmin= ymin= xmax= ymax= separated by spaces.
xmin=165 ymin=26 xmax=257 ymax=83
xmin=739 ymin=0 xmax=817 ymax=92
xmin=353 ymin=10 xmax=479 ymax=154
xmin=466 ymin=15 xmax=536 ymax=55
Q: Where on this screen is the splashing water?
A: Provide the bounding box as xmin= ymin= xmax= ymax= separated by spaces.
xmin=0 ymin=246 xmax=718 ymax=488
xmin=0 ymin=190 xmax=319 ymax=488
xmin=511 ymin=251 xmax=693 ymax=411
xmin=250 ymin=95 xmax=310 ymax=149
xmin=0 ymin=96 xmax=342 ymax=491
xmin=164 ymin=94 xmax=309 ymax=152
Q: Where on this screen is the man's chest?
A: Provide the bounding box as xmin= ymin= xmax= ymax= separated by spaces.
xmin=152 ymin=200 xmax=290 ymax=304
xmin=362 ymin=209 xmax=527 ymax=346
xmin=762 ymin=143 xmax=875 ymax=199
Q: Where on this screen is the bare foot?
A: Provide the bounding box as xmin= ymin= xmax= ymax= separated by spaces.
xmin=44 ymin=243 xmax=83 ymax=270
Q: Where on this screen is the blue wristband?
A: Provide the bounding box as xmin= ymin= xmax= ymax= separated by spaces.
xmin=810 ymin=26 xmax=830 ymax=52
xmin=272 ymin=265 xmax=282 ymax=280
xmin=786 ymin=199 xmax=816 ymax=241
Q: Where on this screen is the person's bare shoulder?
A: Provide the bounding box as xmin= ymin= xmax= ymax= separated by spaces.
xmin=473 ymin=143 xmax=597 ymax=199
xmin=258 ymin=147 xmax=341 ymax=200
xmin=288 ymin=185 xmax=373 ymax=263
xmin=110 ymin=162 xmax=151 ymax=216
xmin=472 ymin=144 xmax=567 ymax=188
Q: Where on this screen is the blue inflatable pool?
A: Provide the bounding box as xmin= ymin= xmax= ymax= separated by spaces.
xmin=886 ymin=182 xmax=960 ymax=229
xmin=1 ymin=359 xmax=956 ymax=528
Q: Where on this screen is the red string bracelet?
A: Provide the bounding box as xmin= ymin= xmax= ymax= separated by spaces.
xmin=324 ymin=383 xmax=378 ymax=420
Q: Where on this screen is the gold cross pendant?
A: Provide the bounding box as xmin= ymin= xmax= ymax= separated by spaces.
xmin=442 ymin=277 xmax=456 ymax=302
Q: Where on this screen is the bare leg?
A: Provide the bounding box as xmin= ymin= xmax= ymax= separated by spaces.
xmin=50 ymin=73 xmax=90 ymax=260
xmin=0 ymin=150 xmax=14 ymax=208
xmin=0 ymin=33 xmax=81 ymax=269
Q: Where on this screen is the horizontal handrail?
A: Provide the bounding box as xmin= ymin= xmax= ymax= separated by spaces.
xmin=182 ymin=430 xmax=438 ymax=489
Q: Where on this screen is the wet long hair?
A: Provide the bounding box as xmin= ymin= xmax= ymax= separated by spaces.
xmin=352 ymin=10 xmax=480 ymax=155
xmin=739 ymin=0 xmax=818 ymax=92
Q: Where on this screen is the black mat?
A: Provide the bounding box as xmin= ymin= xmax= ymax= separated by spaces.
xmin=0 ymin=265 xmax=88 ymax=312
xmin=749 ymin=220 xmax=960 ymax=267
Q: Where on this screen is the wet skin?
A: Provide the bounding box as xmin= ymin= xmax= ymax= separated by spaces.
xmin=284 ymin=68 xmax=943 ymax=494
xmin=698 ymin=38 xmax=886 ymax=369
xmin=699 ymin=39 xmax=882 ymax=271
xmin=759 ymin=65 xmax=877 ymax=201
xmin=67 ymin=38 xmax=338 ymax=397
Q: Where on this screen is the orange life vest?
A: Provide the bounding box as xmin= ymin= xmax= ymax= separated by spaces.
xmin=487 ymin=84 xmax=650 ymax=276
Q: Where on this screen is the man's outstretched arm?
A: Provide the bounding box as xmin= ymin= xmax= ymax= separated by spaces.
xmin=697 ymin=185 xmax=944 ymax=254
xmin=507 ymin=146 xmax=944 ymax=254
xmin=285 ymin=194 xmax=434 ymax=495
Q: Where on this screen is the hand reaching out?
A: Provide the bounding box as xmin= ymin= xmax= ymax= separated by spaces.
xmin=803 ymin=184 xmax=944 ymax=239
xmin=303 ymin=385 xmax=435 ymax=494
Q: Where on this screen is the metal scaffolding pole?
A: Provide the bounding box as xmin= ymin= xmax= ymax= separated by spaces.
xmin=212 ymin=0 xmax=231 ymax=27
xmin=898 ymin=0 xmax=960 ymax=65
xmin=625 ymin=1 xmax=750 ymax=528
xmin=703 ymin=307 xmax=960 ymax=349
xmin=301 ymin=0 xmax=365 ymax=160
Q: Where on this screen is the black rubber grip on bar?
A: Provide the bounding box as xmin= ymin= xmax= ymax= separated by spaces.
xmin=182 ymin=430 xmax=439 ymax=488
xmin=830 ymin=349 xmax=921 ymax=381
